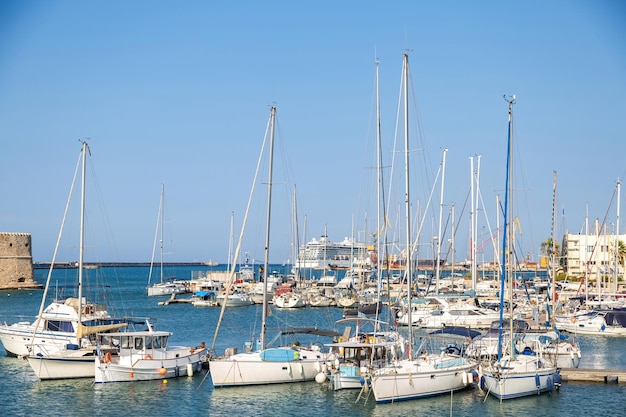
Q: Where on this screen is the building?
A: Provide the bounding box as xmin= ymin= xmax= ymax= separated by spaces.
xmin=562 ymin=229 xmax=626 ymax=278
xmin=0 ymin=232 xmax=42 ymax=290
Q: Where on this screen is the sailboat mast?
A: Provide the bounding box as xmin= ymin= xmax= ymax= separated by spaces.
xmin=78 ymin=141 xmax=87 ymax=320
xmin=402 ymin=52 xmax=413 ymax=350
xmin=550 ymin=170 xmax=558 ymax=324
xmin=497 ymin=96 xmax=515 ymax=362
xmin=614 ymin=179 xmax=621 ymax=294
xmin=435 ymin=149 xmax=447 ymax=293
xmin=159 ymin=183 xmax=164 ymax=284
xmin=260 ymin=105 xmax=276 ymax=350
xmin=375 ymin=57 xmax=384 ymax=329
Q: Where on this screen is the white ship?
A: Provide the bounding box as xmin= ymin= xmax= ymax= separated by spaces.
xmin=295 ymin=235 xmax=367 ymax=270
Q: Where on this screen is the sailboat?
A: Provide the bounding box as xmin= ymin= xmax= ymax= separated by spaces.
xmin=23 ymin=141 xmax=129 ymax=379
xmin=478 ymin=96 xmax=561 ymax=400
xmin=209 ymin=106 xmax=337 ymax=387
xmin=147 ymin=183 xmax=188 ymax=297
xmin=368 ymin=53 xmax=476 ymax=403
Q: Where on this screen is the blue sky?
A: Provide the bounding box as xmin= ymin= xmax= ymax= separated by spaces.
xmin=1 ymin=1 xmax=625 ymax=264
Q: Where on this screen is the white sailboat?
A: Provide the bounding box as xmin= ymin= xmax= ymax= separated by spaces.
xmin=147 ymin=183 xmax=188 ymax=297
xmin=24 ymin=141 xmax=128 ymax=379
xmin=478 ymin=96 xmax=561 ymax=400
xmin=369 ymin=54 xmax=476 ymax=403
xmin=209 ymin=106 xmax=335 ymax=387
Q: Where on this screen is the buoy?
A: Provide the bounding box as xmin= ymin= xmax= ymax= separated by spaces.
xmin=186 ymin=363 xmax=194 ymax=377
xmin=315 ymin=372 xmax=327 ymax=383
xmin=163 ymin=379 xmax=168 ymax=384
xmin=129 ymin=371 xmax=134 ymax=378
xmin=159 ymin=367 xmax=167 ymax=376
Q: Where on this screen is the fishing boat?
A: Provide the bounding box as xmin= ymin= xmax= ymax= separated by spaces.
xmin=94 ymin=320 xmax=207 ymax=383
xmin=323 ymin=317 xmax=406 ymax=391
xmin=368 ymin=54 xmax=476 ymax=403
xmin=209 ymin=106 xmax=337 ymax=387
xmin=478 ymin=96 xmax=561 ymax=400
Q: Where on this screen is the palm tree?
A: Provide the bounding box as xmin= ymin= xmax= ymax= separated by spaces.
xmin=540 ymin=237 xmax=560 ymax=259
xmin=618 ymin=240 xmax=626 ymax=273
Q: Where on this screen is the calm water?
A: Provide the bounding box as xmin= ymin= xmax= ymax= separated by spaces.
xmin=1 ymin=265 xmax=625 ymax=417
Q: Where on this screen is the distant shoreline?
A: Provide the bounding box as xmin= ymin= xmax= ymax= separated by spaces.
xmin=32 ymin=261 xmax=219 ymax=269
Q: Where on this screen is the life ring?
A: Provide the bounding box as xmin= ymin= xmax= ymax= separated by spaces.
xmin=105 ymin=352 xmax=112 ymax=363
xmin=144 ymin=354 xmax=153 ymax=360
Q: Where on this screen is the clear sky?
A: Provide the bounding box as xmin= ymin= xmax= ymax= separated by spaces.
xmin=1 ymin=1 xmax=625 ymax=265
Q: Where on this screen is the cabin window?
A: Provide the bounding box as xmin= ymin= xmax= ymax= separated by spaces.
xmin=134 ymin=338 xmax=144 ymax=350
xmin=120 ymin=336 xmax=131 ymax=349
xmin=145 ymin=336 xmax=153 ymax=349
xmin=46 ymin=320 xmax=73 ymax=332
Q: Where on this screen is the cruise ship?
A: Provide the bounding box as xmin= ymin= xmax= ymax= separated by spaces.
xmin=295 ymin=235 xmax=367 ymax=270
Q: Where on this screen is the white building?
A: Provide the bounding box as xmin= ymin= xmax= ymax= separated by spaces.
xmin=562 ymin=229 xmax=626 ymax=278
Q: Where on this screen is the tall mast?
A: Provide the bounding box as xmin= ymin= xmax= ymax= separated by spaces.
xmin=375 ymin=57 xmax=384 ymax=329
xmin=615 ymin=179 xmax=621 ymax=293
xmin=435 ymin=149 xmax=447 ymax=293
xmin=260 ymin=105 xmax=276 ymax=350
xmin=402 ymin=52 xmax=413 ymax=351
xmin=498 ymin=95 xmax=515 ymax=362
xmin=77 ymin=141 xmax=87 ymax=329
xmin=550 ymin=170 xmax=558 ymax=325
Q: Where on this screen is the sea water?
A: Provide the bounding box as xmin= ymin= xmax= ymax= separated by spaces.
xmin=0 ymin=265 xmax=625 ymax=416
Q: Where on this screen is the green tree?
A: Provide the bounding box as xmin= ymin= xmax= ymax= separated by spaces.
xmin=540 ymin=237 xmax=560 ymax=258
xmin=618 ymin=240 xmax=626 ymax=269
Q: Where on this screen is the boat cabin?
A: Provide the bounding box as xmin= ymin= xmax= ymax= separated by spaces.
xmin=98 ymin=330 xmax=172 ymax=357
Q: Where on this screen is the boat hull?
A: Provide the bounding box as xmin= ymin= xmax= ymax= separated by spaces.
xmin=27 ymin=354 xmax=95 ymax=379
xmin=210 ymin=349 xmax=325 ymax=387
xmin=0 ymin=324 xmax=76 ymax=357
xmin=95 ymin=348 xmax=206 ymax=383
xmin=370 ymin=358 xmax=475 ymax=403
xmin=479 ymin=357 xmax=560 ymax=400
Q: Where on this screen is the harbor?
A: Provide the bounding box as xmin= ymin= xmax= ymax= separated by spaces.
xmin=1 ymin=264 xmax=626 ymax=416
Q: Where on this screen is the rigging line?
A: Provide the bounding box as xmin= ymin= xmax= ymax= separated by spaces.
xmin=30 ymin=143 xmax=83 ymax=353
xmin=410 ymin=159 xmax=442 ymax=260
xmin=211 ymin=109 xmax=272 ymax=351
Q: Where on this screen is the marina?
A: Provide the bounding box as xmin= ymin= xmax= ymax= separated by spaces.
xmin=1 ymin=264 xmax=626 ymax=416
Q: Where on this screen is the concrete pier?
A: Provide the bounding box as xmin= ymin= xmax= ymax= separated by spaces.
xmin=560 ymin=368 xmax=626 ymax=383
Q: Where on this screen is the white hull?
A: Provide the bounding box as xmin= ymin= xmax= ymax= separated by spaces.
xmin=308 ymin=296 xmax=334 ymax=307
xmin=147 ymin=283 xmax=188 ymax=297
xmin=216 ymin=294 xmax=254 ymax=307
xmin=0 ymin=298 xmax=124 ymax=357
xmin=479 ymin=358 xmax=560 ymax=400
xmin=27 ymin=351 xmax=96 ymax=379
xmin=331 ymin=364 xmax=367 ymax=390
xmin=0 ymin=323 xmax=76 ymax=357
xmin=210 ymin=349 xmax=325 ymax=387
xmin=370 ymin=357 xmax=475 ymax=403
xmin=95 ymin=348 xmax=206 ymax=383
xmin=555 ymin=314 xmax=626 ymax=336
xmin=273 ymin=293 xmax=306 ymax=308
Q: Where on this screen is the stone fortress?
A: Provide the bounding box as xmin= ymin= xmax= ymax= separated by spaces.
xmin=0 ymin=232 xmax=42 ymax=290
